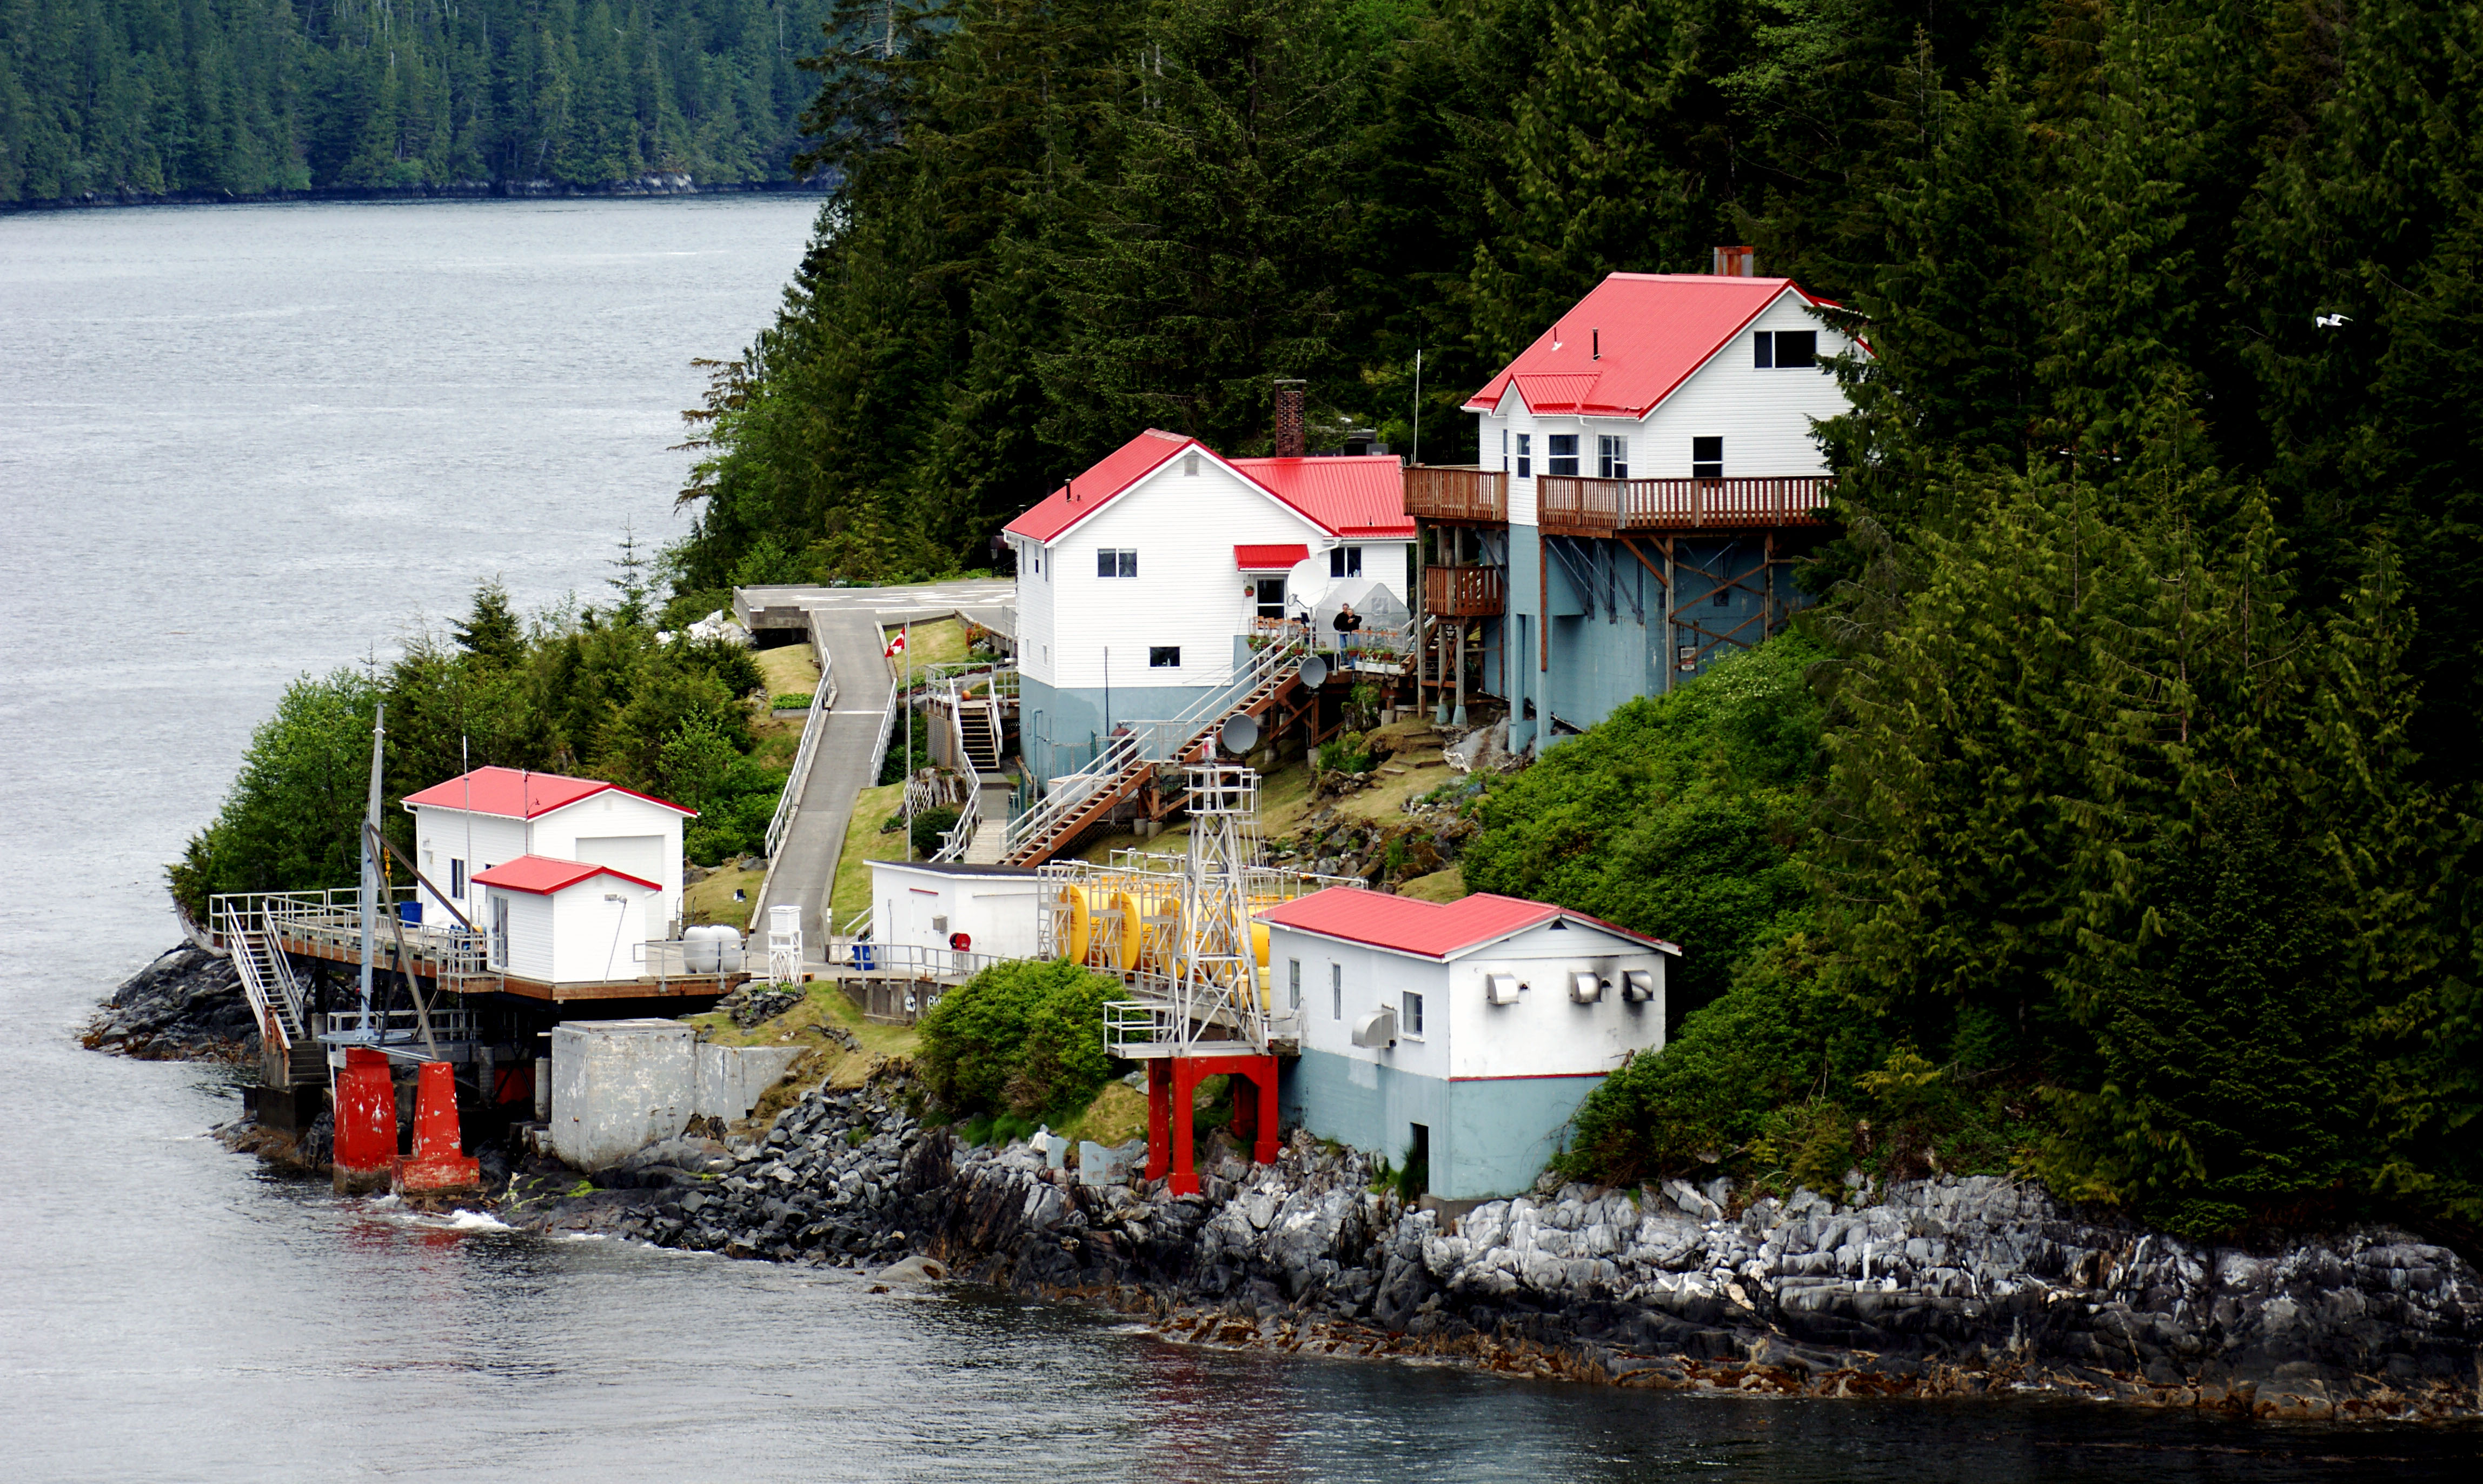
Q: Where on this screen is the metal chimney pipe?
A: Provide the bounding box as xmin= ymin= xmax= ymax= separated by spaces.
xmin=1273 ymin=380 xmax=1306 ymax=458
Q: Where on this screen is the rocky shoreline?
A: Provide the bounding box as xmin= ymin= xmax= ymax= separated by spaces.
xmin=83 ymin=946 xmax=256 ymax=1063
xmin=488 ymin=1066 xmax=2483 ymax=1425
xmin=99 ymin=945 xmax=2481 ymax=1424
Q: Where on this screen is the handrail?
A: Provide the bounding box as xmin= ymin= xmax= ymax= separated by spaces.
xmin=765 ymin=653 xmax=836 ymax=860
xmin=1536 ymin=474 xmax=1831 ymax=535
xmin=863 ymin=674 xmax=900 ymax=791
xmin=931 ymin=783 xmax=980 ymax=862
xmin=998 ymin=634 xmax=1305 ymax=863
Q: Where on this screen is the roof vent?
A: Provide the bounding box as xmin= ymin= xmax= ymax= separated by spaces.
xmin=1711 ymin=245 xmax=1758 ymax=277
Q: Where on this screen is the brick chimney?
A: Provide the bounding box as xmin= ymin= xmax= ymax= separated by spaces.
xmin=1273 ymin=380 xmax=1306 ymax=458
xmin=1711 ymin=245 xmax=1758 ymax=277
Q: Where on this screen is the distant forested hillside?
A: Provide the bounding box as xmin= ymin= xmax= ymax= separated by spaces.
xmin=0 ymin=0 xmax=845 ymax=201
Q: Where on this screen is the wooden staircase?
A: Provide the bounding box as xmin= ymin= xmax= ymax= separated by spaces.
xmin=958 ymin=701 xmax=1003 ymax=774
xmin=998 ymin=637 xmax=1308 ymax=868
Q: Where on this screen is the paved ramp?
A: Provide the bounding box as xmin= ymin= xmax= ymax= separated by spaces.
xmin=748 ymin=580 xmax=1013 ymax=944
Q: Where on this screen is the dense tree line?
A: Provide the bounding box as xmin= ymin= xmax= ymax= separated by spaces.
xmin=665 ymin=0 xmax=2483 ymax=1234
xmin=0 ymin=0 xmax=842 ymax=201
xmin=171 ymin=568 xmax=788 ymax=921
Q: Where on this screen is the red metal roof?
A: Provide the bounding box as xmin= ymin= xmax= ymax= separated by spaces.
xmin=471 ymin=854 xmax=661 ymax=895
xmin=1234 ymin=543 xmax=1310 ymax=570
xmin=1002 ymin=429 xmax=1197 ymax=543
xmin=1000 ymin=434 xmax=1415 ymax=545
xmin=1465 ymin=274 xmax=1828 ymax=417
xmin=401 ymin=765 xmax=695 ymax=819
xmin=1255 ymin=887 xmax=1678 ymax=960
xmin=1227 ymin=455 xmax=1415 ymax=538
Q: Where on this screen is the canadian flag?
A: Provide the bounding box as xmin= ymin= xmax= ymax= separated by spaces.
xmin=884 ymin=629 xmax=907 ymax=658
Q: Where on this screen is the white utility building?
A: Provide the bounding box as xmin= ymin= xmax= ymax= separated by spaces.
xmin=403 ymin=766 xmax=695 ymax=947
xmin=1260 ymin=887 xmax=1681 ymax=1200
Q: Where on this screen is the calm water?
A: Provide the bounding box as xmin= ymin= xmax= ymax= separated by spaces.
xmin=1 ymin=198 xmax=2475 ymax=1481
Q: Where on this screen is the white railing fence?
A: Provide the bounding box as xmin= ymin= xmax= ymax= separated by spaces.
xmin=764 ymin=650 xmax=836 ymax=860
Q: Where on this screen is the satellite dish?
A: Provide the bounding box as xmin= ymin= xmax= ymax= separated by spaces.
xmin=1297 ymin=654 xmax=1330 ymax=689
xmin=1219 ymin=713 xmax=1261 ymax=755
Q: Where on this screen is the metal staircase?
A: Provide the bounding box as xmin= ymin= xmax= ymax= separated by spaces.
xmin=957 ymin=698 xmax=1003 ymax=774
xmin=225 ymin=916 xmax=324 ymax=1087
xmin=998 ymin=635 xmax=1307 ymax=868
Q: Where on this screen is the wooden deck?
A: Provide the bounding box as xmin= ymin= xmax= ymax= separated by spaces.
xmin=264 ymin=924 xmax=742 ymax=1003
xmin=1537 ymin=475 xmax=1831 ymax=536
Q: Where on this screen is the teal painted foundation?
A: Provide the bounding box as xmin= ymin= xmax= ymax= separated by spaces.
xmin=1282 ymin=1048 xmax=1607 ymax=1200
xmin=1019 ymin=674 xmax=1219 ymax=780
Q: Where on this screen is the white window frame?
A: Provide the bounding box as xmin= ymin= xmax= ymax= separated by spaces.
xmin=1401 ymin=989 xmax=1425 ymax=1039
xmin=1330 ymin=962 xmax=1343 ymax=1021
xmin=1598 ymin=435 xmax=1629 ymax=480
xmin=1097 ymin=548 xmax=1138 ymax=578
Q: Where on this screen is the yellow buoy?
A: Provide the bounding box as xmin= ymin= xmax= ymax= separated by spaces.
xmin=1061 ymin=884 xmax=1092 ymax=965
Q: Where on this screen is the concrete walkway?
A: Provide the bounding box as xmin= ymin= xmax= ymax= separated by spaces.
xmin=750 ymin=580 xmax=1013 ymax=944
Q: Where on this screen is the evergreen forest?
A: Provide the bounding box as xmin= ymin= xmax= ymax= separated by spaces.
xmin=0 ymin=0 xmax=846 ymax=200
xmin=668 ymin=0 xmax=2482 ymax=1238
xmin=163 ymin=0 xmax=2483 ymax=1241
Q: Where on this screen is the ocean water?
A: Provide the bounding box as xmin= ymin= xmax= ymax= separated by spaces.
xmin=0 ymin=196 xmax=2475 ymax=1481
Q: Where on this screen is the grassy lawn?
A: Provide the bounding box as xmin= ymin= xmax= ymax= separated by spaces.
xmin=885 ymin=617 xmax=970 ymax=675
xmin=679 ymin=982 xmax=926 ymax=1128
xmin=755 ymin=643 xmax=821 ymax=699
xmin=830 ymin=781 xmax=906 ymax=928
xmin=685 ymin=862 xmax=766 ymax=930
xmin=1397 ymin=865 xmax=1468 ymax=902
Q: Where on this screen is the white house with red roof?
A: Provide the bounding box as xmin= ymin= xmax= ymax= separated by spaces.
xmin=1257 ymin=886 xmax=1681 ymax=1199
xmin=402 ymin=766 xmax=694 ymax=969
xmin=1411 ymin=264 xmax=1862 ymax=744
xmin=1001 ymin=428 xmax=1413 ymax=779
xmin=469 ymin=856 xmax=666 ymax=985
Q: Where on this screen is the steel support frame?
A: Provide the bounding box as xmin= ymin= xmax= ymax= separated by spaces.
xmin=1144 ymin=1053 xmax=1281 ymax=1195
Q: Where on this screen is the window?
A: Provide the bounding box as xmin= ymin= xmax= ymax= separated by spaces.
xmin=1692 ymin=436 xmax=1723 ymax=480
xmin=1097 ymin=548 xmax=1138 ymax=577
xmin=1148 ymin=646 xmax=1180 ymax=668
xmin=1183 ymin=452 xmax=1201 ymax=476
xmin=1328 ymin=545 xmax=1362 ymax=578
xmin=489 ymin=895 xmax=509 ymax=969
xmin=1289 ymin=959 xmax=1303 ymax=1010
xmin=1331 ymin=962 xmax=1343 ymax=1020
xmin=1598 ymin=435 xmax=1629 ymax=480
xmin=1501 ymin=427 xmax=1510 ymax=473
xmin=450 ymin=859 xmax=467 ymax=899
xmin=1515 ymin=433 xmax=1532 ymax=478
xmin=1754 ymin=330 xmax=1817 ymax=370
xmin=1546 ymin=434 xmax=1578 ymax=476
xmin=1256 ymin=577 xmax=1286 ymax=619
xmin=1402 ymin=990 xmax=1425 ymax=1037
xmin=1033 ymin=550 xmax=1042 ymax=576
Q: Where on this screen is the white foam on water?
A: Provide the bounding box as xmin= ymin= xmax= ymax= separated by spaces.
xmin=443 ymin=1209 xmax=512 ymax=1232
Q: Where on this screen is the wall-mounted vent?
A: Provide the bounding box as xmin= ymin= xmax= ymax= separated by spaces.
xmin=1351 ymin=1007 xmax=1398 ymax=1048
xmin=1622 ymin=969 xmax=1656 ymax=1003
xmin=1486 ymin=974 xmax=1524 ymax=1007
xmin=1569 ymin=971 xmax=1606 ymax=1004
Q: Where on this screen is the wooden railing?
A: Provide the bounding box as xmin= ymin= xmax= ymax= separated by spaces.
xmin=1404 ymin=464 xmax=1509 ymax=523
xmin=1537 ymin=475 xmax=1831 ymax=536
xmin=1423 ymin=565 xmax=1506 ymax=616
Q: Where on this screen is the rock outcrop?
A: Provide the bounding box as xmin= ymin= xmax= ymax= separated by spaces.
xmin=495 ymin=1067 xmax=2482 ymax=1421
xmin=84 ymin=946 xmax=255 ymax=1062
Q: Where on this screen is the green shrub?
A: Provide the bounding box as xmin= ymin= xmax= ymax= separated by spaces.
xmin=909 ymin=806 xmax=960 ymax=855
xmin=772 ymin=693 xmax=816 ymax=710
xmin=918 ymin=959 xmax=1124 ymax=1120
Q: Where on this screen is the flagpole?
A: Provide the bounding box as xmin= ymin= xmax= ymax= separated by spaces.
xmin=902 ymin=621 xmax=913 ymax=862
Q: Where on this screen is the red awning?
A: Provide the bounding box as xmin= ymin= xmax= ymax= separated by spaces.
xmin=1234 ymin=543 xmax=1310 ymax=570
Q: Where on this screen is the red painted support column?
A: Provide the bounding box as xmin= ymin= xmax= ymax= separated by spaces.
xmin=333 ymin=1047 xmax=397 ymax=1195
xmin=1169 ymin=1059 xmax=1199 ymax=1196
xmin=1145 ymin=1060 xmax=1172 ymax=1181
xmin=394 ymin=1059 xmax=481 ymax=1196
xmin=1252 ymin=1065 xmax=1281 ymax=1167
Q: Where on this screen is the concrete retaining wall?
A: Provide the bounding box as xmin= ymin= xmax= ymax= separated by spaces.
xmin=552 ymin=1021 xmax=808 ymax=1170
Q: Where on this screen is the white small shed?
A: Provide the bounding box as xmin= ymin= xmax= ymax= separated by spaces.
xmin=473 ymin=855 xmax=663 ymax=987
xmin=1259 ymin=887 xmax=1682 ymax=1200
xmin=404 ymin=766 xmax=694 ymax=944
xmin=867 ymin=860 xmax=1045 ymax=964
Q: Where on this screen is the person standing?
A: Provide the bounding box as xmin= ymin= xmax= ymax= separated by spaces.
xmin=1332 ymin=602 xmax=1363 ymax=657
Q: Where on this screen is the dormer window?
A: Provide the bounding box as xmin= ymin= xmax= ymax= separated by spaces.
xmin=1754 ymin=330 xmax=1817 ymax=369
